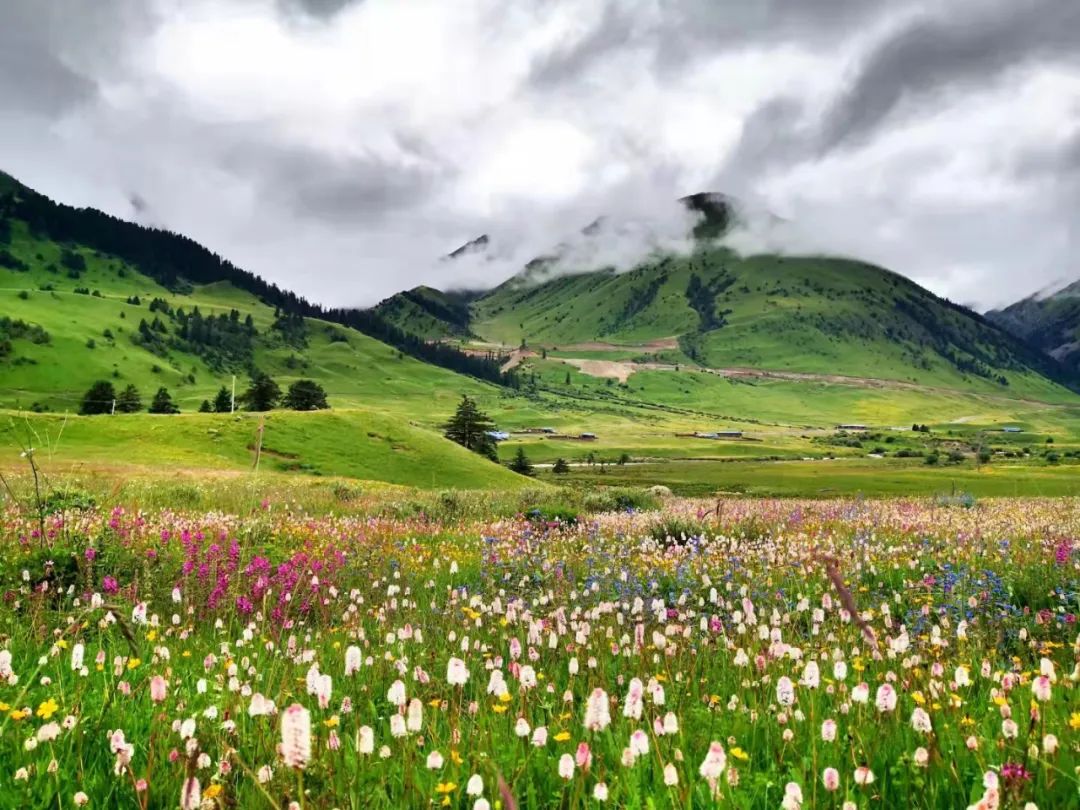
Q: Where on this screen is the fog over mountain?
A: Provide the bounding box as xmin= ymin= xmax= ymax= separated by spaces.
xmin=2 ymin=0 xmax=1078 ymax=308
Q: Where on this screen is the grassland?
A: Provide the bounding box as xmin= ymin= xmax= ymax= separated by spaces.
xmin=0 ymin=410 xmax=533 ymax=490
xmin=0 ymin=220 xmax=496 ymax=415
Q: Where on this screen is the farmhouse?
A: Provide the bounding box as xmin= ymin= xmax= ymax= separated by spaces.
xmin=1002 ymin=427 xmax=1023 ymax=433
xmin=837 ymin=424 xmax=868 ymax=431
xmin=486 ymin=430 xmax=510 ymax=441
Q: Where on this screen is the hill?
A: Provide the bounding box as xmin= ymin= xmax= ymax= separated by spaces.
xmin=0 ymin=171 xmax=515 ymax=388
xmin=0 ymin=409 xmax=533 ymax=489
xmin=372 ymin=285 xmax=479 ymax=341
xmin=987 ymin=280 xmax=1080 ymax=373
xmin=372 ymin=196 xmax=1077 ymax=399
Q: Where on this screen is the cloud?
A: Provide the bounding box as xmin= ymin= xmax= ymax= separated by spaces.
xmin=0 ymin=0 xmax=1078 ymax=309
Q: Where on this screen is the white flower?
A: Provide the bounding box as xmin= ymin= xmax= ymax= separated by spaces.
xmin=281 ymin=704 xmax=311 ymax=769
xmin=776 ymin=676 xmax=795 ymax=706
xmin=180 ymin=777 xmax=200 ymax=810
xmin=515 ymin=717 xmax=530 ymax=737
xmin=447 ymin=657 xmax=469 ymax=686
xmin=558 ymin=753 xmax=575 ymax=780
xmin=911 ymin=707 xmax=932 ymax=734
xmin=854 ymin=766 xmax=875 ymax=785
xmin=699 ymin=742 xmax=727 ymax=779
xmin=406 ymin=698 xmax=423 ymax=733
xmin=357 ymin=725 xmax=374 ymax=754
xmin=344 ymin=646 xmax=363 ymax=676
xmin=593 ymin=782 xmax=608 ymax=801
xmin=389 ymin=715 xmax=407 ymax=738
xmin=426 ymin=751 xmax=444 ymax=770
xmin=466 ymin=774 xmax=484 ymax=796
xmin=663 ymin=763 xmax=678 ymax=786
xmin=387 ymin=679 xmax=407 ymax=706
xmin=875 ymin=684 xmax=896 ymax=713
xmin=583 ymin=689 xmax=611 ymax=732
xmin=1032 ymin=676 xmax=1051 ymax=702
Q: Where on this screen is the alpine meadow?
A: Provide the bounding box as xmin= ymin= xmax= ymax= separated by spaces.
xmin=1 ymin=2 xmax=1079 ymax=809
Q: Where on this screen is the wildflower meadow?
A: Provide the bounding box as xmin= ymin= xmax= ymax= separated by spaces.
xmin=0 ymin=495 xmax=1077 ymax=808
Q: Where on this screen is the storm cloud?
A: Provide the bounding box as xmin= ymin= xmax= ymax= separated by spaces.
xmin=1 ymin=0 xmax=1077 ymax=308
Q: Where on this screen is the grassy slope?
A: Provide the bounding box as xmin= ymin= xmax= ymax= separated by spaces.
xmin=0 ymin=221 xmax=495 ymax=416
xmin=0 ymin=410 xmax=531 ymax=490
xmin=471 ymin=248 xmax=1074 ymax=400
xmin=372 ymin=286 xmax=475 ymax=341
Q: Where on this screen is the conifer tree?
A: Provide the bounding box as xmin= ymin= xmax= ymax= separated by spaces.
xmin=442 ymin=396 xmax=498 ymax=461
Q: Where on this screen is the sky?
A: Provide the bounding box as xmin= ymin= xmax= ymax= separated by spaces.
xmin=1 ymin=0 xmax=1078 ymax=310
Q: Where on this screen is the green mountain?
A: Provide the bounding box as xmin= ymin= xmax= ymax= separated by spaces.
xmin=373 ymin=196 xmax=1077 ymax=398
xmin=371 ymin=285 xmax=479 ymax=341
xmin=987 ymin=281 xmax=1080 ymax=373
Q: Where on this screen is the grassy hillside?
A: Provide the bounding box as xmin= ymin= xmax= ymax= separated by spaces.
xmin=372 ymin=285 xmax=478 ymax=340
xmin=470 ymin=248 xmax=1075 ymax=398
xmin=0 ymin=409 xmax=531 ymax=489
xmin=988 ymin=280 xmax=1080 ymax=373
xmin=0 ymin=219 xmax=496 ymax=415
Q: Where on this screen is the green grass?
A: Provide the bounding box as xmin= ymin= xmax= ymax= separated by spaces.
xmin=0 ymin=409 xmax=534 ymax=490
xmin=469 ymin=249 xmax=1077 ymax=398
xmin=0 ymin=221 xmax=496 ymax=416
xmin=546 ymin=456 xmax=1080 ymax=497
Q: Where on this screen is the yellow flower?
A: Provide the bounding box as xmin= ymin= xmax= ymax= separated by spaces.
xmin=10 ymin=709 xmax=29 ymax=721
xmin=912 ymin=691 xmax=926 ymax=705
xmin=730 ymin=747 xmax=749 ymax=762
xmin=146 ymin=630 xmax=157 ymax=642
xmin=553 ymin=731 xmax=571 ymax=742
xmin=428 ymin=699 xmax=442 ymax=708
xmin=450 ymin=749 xmax=463 ymax=765
xmin=0 ymin=702 xmax=9 ymax=712
xmin=1069 ymin=712 xmax=1080 ymax=731
xmin=498 ymin=692 xmax=512 ymax=703
xmin=56 ymin=639 xmax=68 ymax=650
xmin=435 ymin=782 xmax=457 ymax=794
xmin=492 ymin=705 xmax=508 ymax=714
xmin=324 ymin=716 xmax=339 ymax=728
xmin=127 ymin=658 xmax=141 ymax=671
xmin=204 ymin=785 xmax=223 ymax=800
xmin=36 ymin=699 xmax=59 ymax=720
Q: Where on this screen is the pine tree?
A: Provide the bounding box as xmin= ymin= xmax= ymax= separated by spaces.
xmin=213 ymin=386 xmax=232 ymax=413
xmin=442 ymin=396 xmax=498 ymax=461
xmin=148 ymin=387 xmax=180 ymax=414
xmin=198 ymin=399 xmax=212 ymax=413
xmin=283 ymin=379 xmax=329 ymax=411
xmin=508 ymin=446 xmax=534 ymax=476
xmin=79 ymin=380 xmax=116 ymax=415
xmin=552 ymin=457 xmax=570 ymax=474
xmin=115 ymin=384 xmax=142 ymax=413
xmin=240 ymin=372 xmax=280 ymax=412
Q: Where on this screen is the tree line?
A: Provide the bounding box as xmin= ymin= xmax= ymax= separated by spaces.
xmin=78 ymin=374 xmax=329 ymax=415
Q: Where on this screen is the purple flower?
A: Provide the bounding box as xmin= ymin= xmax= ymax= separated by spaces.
xmin=102 ymin=576 xmax=119 ymax=594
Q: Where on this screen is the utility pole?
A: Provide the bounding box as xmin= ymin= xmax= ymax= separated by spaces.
xmin=111 ymin=398 xmax=116 ymax=415
xmin=231 ymin=375 xmax=236 ymax=414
